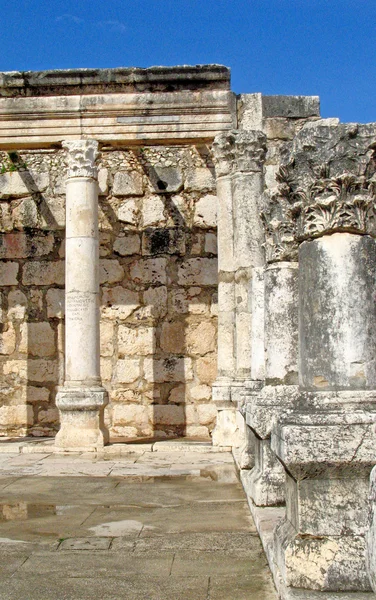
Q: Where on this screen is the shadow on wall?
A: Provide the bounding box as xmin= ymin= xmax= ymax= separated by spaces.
xmin=0 ymin=146 xmax=218 ymax=441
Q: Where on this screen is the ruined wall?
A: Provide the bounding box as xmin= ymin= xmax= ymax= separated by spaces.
xmin=0 ymin=144 xmax=218 ymax=439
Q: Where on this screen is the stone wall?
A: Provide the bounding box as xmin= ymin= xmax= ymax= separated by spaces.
xmin=0 ymin=144 xmax=218 ymax=439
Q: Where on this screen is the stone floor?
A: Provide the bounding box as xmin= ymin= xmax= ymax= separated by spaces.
xmin=0 ymin=439 xmax=277 ymax=600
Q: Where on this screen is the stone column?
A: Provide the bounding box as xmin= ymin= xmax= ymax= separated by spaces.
xmin=55 ymin=139 xmax=109 ymax=450
xmin=211 ymin=130 xmax=267 ymax=447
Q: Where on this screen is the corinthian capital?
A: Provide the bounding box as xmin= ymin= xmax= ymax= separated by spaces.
xmin=212 ymin=131 xmax=237 ymax=178
xmin=63 ymin=139 xmax=99 ymax=179
xmin=233 ymin=130 xmax=267 ymax=173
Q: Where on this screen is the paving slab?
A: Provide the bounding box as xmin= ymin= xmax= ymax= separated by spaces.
xmin=0 ymin=446 xmax=277 ymax=600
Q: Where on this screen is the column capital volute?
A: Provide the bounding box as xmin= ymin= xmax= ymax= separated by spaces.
xmin=62 ymin=139 xmax=99 ymax=179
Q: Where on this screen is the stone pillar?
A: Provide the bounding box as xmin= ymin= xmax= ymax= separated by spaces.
xmin=55 ymin=140 xmax=109 ymax=450
xmin=211 ymin=130 xmax=267 ymax=447
xmin=268 ymin=121 xmax=376 ymax=595
xmin=244 ymin=262 xmax=299 ymax=506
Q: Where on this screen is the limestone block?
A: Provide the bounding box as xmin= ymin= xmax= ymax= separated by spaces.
xmin=185 ymin=168 xmax=215 ymax=193
xmin=168 ymin=385 xmax=185 ymax=404
xmin=197 ymin=403 xmax=217 ymax=425
xmin=0 ymin=324 xmax=16 ymax=354
xmin=178 ymin=258 xmax=217 ymax=286
xmin=186 ymin=321 xmax=216 ymax=355
xmin=186 ymin=425 xmax=210 ymax=438
xmin=148 ymin=166 xmax=183 ymax=194
xmin=152 ymin=404 xmax=185 ymax=425
xmin=160 ymin=321 xmax=185 ymax=354
xmin=101 ymin=286 xmax=140 ymax=320
xmin=117 ymin=199 xmax=138 ymax=225
xmin=144 ymin=357 xmax=193 ymax=382
xmin=188 ymin=384 xmax=212 ymax=402
xmin=46 ymin=288 xmax=65 ymax=319
xmin=113 ymin=404 xmax=148 ymax=426
xmin=113 ymin=233 xmax=141 ymax=256
xmin=114 ymin=358 xmax=140 ymax=383
xmin=170 ymin=288 xmax=207 ymax=315
xmin=237 ymin=93 xmax=263 ymax=130
xmin=0 ymin=405 xmax=33 ymax=427
xmin=118 ymin=326 xmax=155 ymax=356
xmin=242 ymin=438 xmax=286 ymax=506
xmin=205 ymin=233 xmax=217 ymax=254
xmin=0 ymin=261 xmax=18 ymax=285
xmin=100 ymin=358 xmax=112 ymax=382
xmin=12 ymin=197 xmax=39 ymax=229
xmin=130 ymin=257 xmax=167 ymax=285
xmin=142 ymin=228 xmax=185 ymax=256
xmin=3 ymin=360 xmax=27 ymax=379
xmin=195 ymin=354 xmax=217 ymax=384
xmin=261 ymin=94 xmax=320 ymax=118
xmin=27 ymin=386 xmax=50 ymax=403
xmin=99 ymin=321 xmax=114 ymax=357
xmin=193 ymin=195 xmax=217 ymax=228
xmin=264 ymin=118 xmax=297 ymax=140
xmin=38 ymin=407 xmax=59 ymax=424
xmin=40 ymin=196 xmax=65 ymax=230
xmin=0 ymin=171 xmax=49 ymax=199
xmin=19 ymin=322 xmax=55 ymax=357
xmin=22 ymin=261 xmax=64 ymax=286
xmin=27 ymin=359 xmax=58 ymax=382
xmin=8 ymin=289 xmax=27 ymax=320
xmin=98 ymin=168 xmax=109 ymax=195
xmin=0 ymin=203 xmax=13 ymax=232
xmin=143 ymin=286 xmax=168 ymax=318
xmin=0 ymin=232 xmax=54 ymax=259
xmin=113 ymin=171 xmax=143 ymax=196
xmin=99 ymin=259 xmax=124 ymax=284
xmin=142 ymin=195 xmax=166 ymax=227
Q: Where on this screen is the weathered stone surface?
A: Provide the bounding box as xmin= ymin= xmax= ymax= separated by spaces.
xmin=148 ymin=166 xmax=183 ymax=194
xmin=100 ymin=321 xmax=114 ymax=357
xmin=178 ymin=258 xmax=217 ymax=286
xmin=8 ymin=289 xmax=27 ymax=320
xmin=22 ymin=261 xmax=64 ymax=286
xmin=130 ymin=257 xmax=167 ymax=284
xmin=144 ymin=357 xmax=193 ymax=382
xmin=160 ymin=321 xmax=185 ymax=354
xmin=0 ymin=171 xmax=49 ymax=199
xmin=114 ymin=358 xmax=140 ymax=383
xmin=0 ymin=261 xmax=18 ymax=285
xmin=112 ymin=171 xmax=143 ymax=196
xmin=113 ymin=234 xmax=141 ymax=256
xmin=19 ymin=322 xmax=55 ymax=357
xmin=46 ymin=288 xmax=65 ymax=318
xmin=143 ymin=286 xmax=168 ymax=318
xmin=142 ymin=196 xmax=166 ymax=227
xmin=193 ymin=195 xmax=217 ymax=228
xmin=101 ymin=286 xmax=140 ymax=320
xmin=185 ymin=168 xmax=215 ymax=193
xmin=261 ymin=95 xmax=320 ymax=118
xmin=0 ymin=232 xmax=54 ymax=258
xmin=204 ymin=233 xmax=217 ymax=254
xmin=186 ymin=321 xmax=216 ymax=355
xmin=99 ymin=259 xmax=124 ymax=284
xmin=0 ymin=323 xmax=16 ymax=354
xmin=117 ymin=199 xmax=139 ymax=225
xmin=118 ymin=326 xmax=155 ymax=356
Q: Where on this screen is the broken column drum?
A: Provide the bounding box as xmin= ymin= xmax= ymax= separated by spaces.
xmin=56 ymin=139 xmax=109 ymax=450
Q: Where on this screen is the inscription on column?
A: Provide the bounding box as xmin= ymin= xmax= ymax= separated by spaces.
xmin=66 ymin=294 xmax=92 ymax=323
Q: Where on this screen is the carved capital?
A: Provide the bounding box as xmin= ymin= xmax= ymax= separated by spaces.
xmin=212 ymin=131 xmax=237 ymax=178
xmin=233 ymin=130 xmax=267 ymax=173
xmin=63 ymin=139 xmax=99 ymax=179
xmin=262 ymin=161 xmax=376 ymax=261
xmin=212 ymin=130 xmax=267 ymax=178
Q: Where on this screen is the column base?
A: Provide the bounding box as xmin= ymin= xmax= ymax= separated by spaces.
xmin=55 ymin=386 xmax=109 ymax=451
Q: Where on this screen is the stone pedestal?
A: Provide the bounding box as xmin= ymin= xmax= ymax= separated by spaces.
xmin=272 ymin=233 xmax=376 ymax=592
xmin=56 ymin=139 xmax=108 ymax=450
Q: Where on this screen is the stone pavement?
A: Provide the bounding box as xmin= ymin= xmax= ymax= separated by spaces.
xmin=0 ymin=439 xmax=277 ymax=600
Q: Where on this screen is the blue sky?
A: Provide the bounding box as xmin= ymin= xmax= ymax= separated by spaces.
xmin=0 ymin=0 xmax=374 ymax=123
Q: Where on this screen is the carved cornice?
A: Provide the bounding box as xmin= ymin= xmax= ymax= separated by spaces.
xmin=62 ymin=140 xmax=99 ymax=179
xmin=212 ymin=130 xmax=267 ymax=178
xmin=262 ymin=161 xmax=376 ymax=262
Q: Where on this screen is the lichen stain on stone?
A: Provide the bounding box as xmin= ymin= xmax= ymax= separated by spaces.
xmin=313 ymin=375 xmax=329 ymax=388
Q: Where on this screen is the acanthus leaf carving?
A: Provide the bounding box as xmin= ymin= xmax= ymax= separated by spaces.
xmin=63 ymin=140 xmax=99 ymax=179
